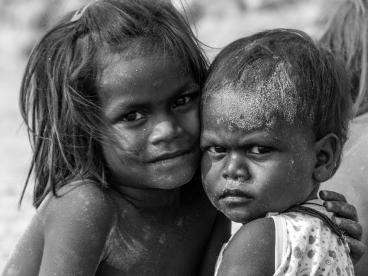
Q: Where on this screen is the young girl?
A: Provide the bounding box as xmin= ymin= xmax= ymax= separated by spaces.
xmin=2 ymin=1 xmax=364 ymax=275
xmin=200 ymin=29 xmax=358 ymax=275
xmin=320 ymin=1 xmax=368 ymax=273
xmin=3 ymin=1 xmax=229 ymax=275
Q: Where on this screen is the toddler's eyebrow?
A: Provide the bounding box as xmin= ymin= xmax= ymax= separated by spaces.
xmin=201 ymin=129 xmax=283 ymax=145
xmin=200 ymin=131 xmax=219 ymax=142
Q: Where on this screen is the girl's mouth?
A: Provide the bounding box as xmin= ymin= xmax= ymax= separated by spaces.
xmin=145 ymin=149 xmax=199 ymax=170
xmin=148 ymin=149 xmax=193 ymax=163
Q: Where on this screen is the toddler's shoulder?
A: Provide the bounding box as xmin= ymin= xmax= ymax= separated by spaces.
xmin=232 ymin=217 xmax=275 ymax=249
xmin=218 ymin=218 xmax=275 ymax=276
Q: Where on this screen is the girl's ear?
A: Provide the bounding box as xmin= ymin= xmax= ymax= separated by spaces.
xmin=313 ymin=133 xmax=342 ymax=182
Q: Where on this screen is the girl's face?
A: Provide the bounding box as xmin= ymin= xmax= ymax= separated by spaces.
xmin=200 ymin=89 xmax=317 ymax=223
xmin=98 ymin=53 xmax=201 ymax=190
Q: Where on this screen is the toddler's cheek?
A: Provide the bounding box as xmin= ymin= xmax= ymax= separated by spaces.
xmin=201 ymin=154 xmax=212 ymax=179
xmin=202 ymin=178 xmax=221 ymax=213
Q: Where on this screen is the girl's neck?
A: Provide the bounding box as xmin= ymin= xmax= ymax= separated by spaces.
xmin=112 ymin=184 xmax=182 ymax=211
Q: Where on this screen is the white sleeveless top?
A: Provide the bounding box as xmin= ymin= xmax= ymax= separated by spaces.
xmin=215 ymin=200 xmax=354 ymax=276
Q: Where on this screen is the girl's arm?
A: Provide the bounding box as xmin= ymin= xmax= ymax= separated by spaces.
xmin=215 ymin=218 xmax=275 ymax=276
xmin=38 ymin=184 xmax=114 ymax=276
xmin=319 ymin=190 xmax=366 ymax=263
xmin=199 ymin=212 xmax=231 ymax=276
xmin=3 ymin=183 xmax=115 ymax=276
xmin=2 ymin=215 xmax=44 ymax=276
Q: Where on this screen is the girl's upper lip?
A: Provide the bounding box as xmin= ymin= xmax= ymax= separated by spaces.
xmin=147 ymin=149 xmax=192 ymax=163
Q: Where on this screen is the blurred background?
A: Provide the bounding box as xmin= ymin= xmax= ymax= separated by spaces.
xmin=0 ymin=0 xmax=338 ymax=269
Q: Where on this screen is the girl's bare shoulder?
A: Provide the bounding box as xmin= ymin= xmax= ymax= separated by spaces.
xmin=3 ymin=182 xmax=117 ymax=276
xmin=37 ymin=181 xmax=116 ymax=237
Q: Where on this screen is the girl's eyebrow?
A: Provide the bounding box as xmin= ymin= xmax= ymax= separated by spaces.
xmin=175 ymin=82 xmax=200 ymax=96
xmin=105 ymin=82 xmax=200 ymax=121
xmin=105 ymin=101 xmax=145 ymax=122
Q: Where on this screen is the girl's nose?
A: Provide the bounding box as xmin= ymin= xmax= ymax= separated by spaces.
xmin=222 ymin=153 xmax=250 ymax=182
xmin=149 ymin=119 xmax=182 ymax=145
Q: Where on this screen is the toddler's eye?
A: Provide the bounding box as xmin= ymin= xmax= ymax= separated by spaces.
xmin=248 ymin=146 xmax=273 ymax=154
xmin=207 ymin=146 xmax=227 ymax=154
xmin=121 ymin=111 xmax=144 ymax=122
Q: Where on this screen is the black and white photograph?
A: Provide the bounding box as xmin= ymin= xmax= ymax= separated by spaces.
xmin=0 ymin=0 xmax=367 ymax=275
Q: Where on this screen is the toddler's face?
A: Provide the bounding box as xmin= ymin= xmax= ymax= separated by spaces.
xmin=200 ymin=88 xmax=317 ymax=223
xmin=98 ymin=53 xmax=200 ymax=190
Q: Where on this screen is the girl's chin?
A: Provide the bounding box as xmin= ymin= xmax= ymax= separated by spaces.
xmin=149 ymin=167 xmax=197 ymax=190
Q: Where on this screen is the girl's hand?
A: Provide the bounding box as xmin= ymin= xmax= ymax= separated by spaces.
xmin=319 ymin=190 xmax=367 ymax=264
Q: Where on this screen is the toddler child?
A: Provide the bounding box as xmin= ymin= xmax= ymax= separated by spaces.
xmin=2 ymin=1 xmax=363 ymax=275
xmin=200 ymin=29 xmax=356 ymax=275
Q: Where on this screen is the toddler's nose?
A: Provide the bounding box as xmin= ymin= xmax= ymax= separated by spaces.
xmin=222 ymin=153 xmax=249 ymax=182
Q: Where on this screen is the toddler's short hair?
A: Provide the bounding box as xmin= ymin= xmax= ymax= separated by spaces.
xmin=203 ymin=29 xmax=352 ymax=146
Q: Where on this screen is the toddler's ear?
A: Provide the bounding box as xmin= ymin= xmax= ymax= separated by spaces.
xmin=313 ymin=133 xmax=341 ymax=182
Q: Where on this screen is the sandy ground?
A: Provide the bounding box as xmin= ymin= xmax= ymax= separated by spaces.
xmin=0 ymin=0 xmax=332 ymax=270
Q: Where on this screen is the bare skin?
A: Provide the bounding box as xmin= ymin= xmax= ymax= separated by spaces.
xmin=3 ymin=181 xmax=229 ymax=276
xmin=4 ymin=183 xmax=363 ymax=276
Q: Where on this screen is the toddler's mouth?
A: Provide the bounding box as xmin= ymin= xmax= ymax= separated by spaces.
xmin=219 ymin=189 xmax=249 ymax=198
xmin=218 ymin=189 xmax=253 ymax=204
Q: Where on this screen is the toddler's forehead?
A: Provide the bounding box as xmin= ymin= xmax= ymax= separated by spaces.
xmin=202 ymin=63 xmax=303 ymax=132
xmin=202 ymin=88 xmax=282 ymax=132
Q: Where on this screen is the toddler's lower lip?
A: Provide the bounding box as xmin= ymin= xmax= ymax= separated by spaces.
xmin=220 ymin=195 xmax=253 ymax=205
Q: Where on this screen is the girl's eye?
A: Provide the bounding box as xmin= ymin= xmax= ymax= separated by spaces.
xmin=172 ymin=94 xmax=194 ymax=109
xmin=121 ymin=111 xmax=144 ymax=122
xmin=248 ymin=146 xmax=273 ymax=155
xmin=207 ymin=146 xmax=227 ymax=154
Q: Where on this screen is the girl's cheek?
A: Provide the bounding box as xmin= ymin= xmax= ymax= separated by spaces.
xmin=180 ymin=108 xmax=200 ymax=137
xmin=111 ymin=125 xmax=147 ymax=156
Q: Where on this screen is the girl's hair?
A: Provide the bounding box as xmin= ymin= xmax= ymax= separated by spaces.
xmin=20 ymin=0 xmax=208 ymax=207
xmin=320 ymin=0 xmax=368 ymax=116
xmin=203 ymin=29 xmax=352 ymax=167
